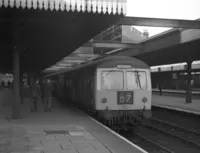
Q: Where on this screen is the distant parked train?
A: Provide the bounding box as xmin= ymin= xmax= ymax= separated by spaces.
xmin=45 ymin=56 xmax=152 ymax=129
xmin=151 ymin=62 xmax=200 ymax=90
xmin=151 ymin=71 xmax=200 ymax=90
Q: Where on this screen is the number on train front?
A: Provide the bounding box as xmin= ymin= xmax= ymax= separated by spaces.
xmin=117 ymin=91 xmax=133 ymax=104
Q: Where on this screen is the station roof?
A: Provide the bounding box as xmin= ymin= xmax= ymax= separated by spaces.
xmin=45 ymin=55 xmax=149 ymax=77
xmin=43 ymin=25 xmax=144 ymax=73
xmin=0 ymin=0 xmax=126 ymax=73
xmin=136 ymin=27 xmax=200 ymax=66
xmin=1 ymin=1 xmax=200 ymax=74
xmin=112 ymin=25 xmax=200 ymax=66
xmin=136 ymin=39 xmax=200 ymax=66
xmin=43 ymin=17 xmax=200 ymax=74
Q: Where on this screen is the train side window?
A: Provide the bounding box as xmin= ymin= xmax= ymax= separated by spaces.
xmin=101 ymin=71 xmax=123 ymax=90
xmin=127 ymin=71 xmax=147 ymax=90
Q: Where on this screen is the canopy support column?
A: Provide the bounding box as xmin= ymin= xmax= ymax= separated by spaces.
xmin=185 ymin=61 xmax=192 ymax=103
xmin=12 ymin=50 xmax=21 ymax=119
xmin=12 ymin=21 xmax=21 ymax=119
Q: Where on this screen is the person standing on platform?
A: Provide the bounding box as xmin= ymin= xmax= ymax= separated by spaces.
xmin=1 ymin=80 xmax=5 ymax=88
xmin=159 ymin=83 xmax=162 ymax=96
xmin=7 ymin=80 xmax=11 ymax=87
xmin=41 ymin=79 xmax=53 ymax=112
xmin=22 ymin=80 xmax=31 ymax=106
xmin=30 ymin=79 xmax=41 ymax=112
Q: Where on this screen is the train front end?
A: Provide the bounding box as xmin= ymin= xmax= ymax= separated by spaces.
xmin=95 ymin=63 xmax=152 ymax=127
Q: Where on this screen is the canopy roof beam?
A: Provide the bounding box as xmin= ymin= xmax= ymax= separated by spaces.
xmin=84 ymin=42 xmax=142 ymax=48
xmin=117 ymin=17 xmax=200 ymax=29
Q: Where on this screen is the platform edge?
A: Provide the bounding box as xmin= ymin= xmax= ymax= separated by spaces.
xmin=74 ymin=107 xmax=149 ymax=153
xmin=152 ymin=104 xmax=200 ymax=115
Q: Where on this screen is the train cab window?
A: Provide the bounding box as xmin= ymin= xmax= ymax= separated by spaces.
xmin=127 ymin=71 xmax=147 ymax=89
xmin=101 ymin=71 xmax=123 ymax=90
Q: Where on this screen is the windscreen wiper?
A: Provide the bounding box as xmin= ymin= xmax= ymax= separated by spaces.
xmin=135 ymin=70 xmax=142 ymax=89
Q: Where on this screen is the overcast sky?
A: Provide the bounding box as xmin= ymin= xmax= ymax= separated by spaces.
xmin=126 ymin=0 xmax=200 ymax=36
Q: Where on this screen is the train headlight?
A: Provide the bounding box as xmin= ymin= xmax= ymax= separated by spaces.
xmin=101 ymin=98 xmax=107 ymax=103
xmin=142 ymin=97 xmax=148 ymax=103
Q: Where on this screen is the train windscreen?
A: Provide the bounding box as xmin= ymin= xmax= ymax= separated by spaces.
xmin=127 ymin=71 xmax=147 ymax=90
xmin=101 ymin=71 xmax=123 ymax=90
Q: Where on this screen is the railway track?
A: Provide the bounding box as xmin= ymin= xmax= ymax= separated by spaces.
xmin=122 ymin=131 xmax=174 ymax=153
xmin=152 ymin=106 xmax=200 ymax=133
xmin=131 ymin=126 xmax=200 ymax=153
xmin=132 ymin=117 xmax=200 ymax=153
xmin=143 ymin=118 xmax=200 ymax=147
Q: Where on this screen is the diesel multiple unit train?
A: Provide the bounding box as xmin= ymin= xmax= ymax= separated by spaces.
xmin=45 ymin=56 xmax=152 ymax=129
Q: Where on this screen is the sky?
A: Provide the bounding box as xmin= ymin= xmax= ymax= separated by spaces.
xmin=126 ymin=0 xmax=200 ymax=36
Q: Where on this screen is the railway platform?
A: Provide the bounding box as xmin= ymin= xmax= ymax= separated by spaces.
xmin=0 ymin=88 xmax=146 ymax=153
xmin=152 ymin=94 xmax=200 ymax=115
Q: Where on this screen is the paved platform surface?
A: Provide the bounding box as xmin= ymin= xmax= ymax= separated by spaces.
xmin=152 ymin=94 xmax=200 ymax=115
xmin=0 ymin=88 xmax=144 ymax=153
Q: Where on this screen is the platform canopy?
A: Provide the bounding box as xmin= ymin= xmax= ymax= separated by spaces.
xmin=109 ymin=24 xmax=200 ymax=67
xmin=0 ymin=0 xmax=126 ymax=72
xmin=135 ymin=28 xmax=200 ymax=66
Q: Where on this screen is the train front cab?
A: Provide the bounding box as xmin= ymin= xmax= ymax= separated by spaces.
xmin=95 ymin=65 xmax=152 ymax=122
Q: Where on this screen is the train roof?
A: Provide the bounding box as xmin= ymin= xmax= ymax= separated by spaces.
xmin=45 ymin=56 xmax=149 ymax=77
xmin=90 ymin=56 xmax=149 ymax=69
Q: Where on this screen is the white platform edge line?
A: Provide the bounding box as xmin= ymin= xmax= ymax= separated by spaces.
xmin=152 ymin=104 xmax=200 ymax=115
xmin=74 ymin=108 xmax=148 ymax=153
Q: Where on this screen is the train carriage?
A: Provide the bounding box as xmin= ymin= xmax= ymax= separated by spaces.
xmin=46 ymin=56 xmax=152 ymax=128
